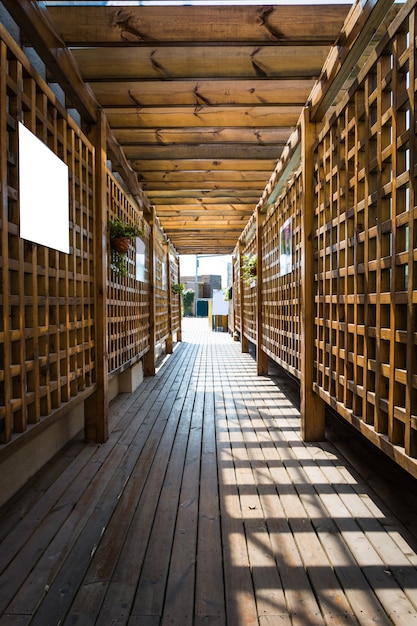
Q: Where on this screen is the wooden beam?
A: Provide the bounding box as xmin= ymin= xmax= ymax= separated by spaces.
xmin=47 ymin=5 xmax=350 ymax=45
xmin=116 ymin=127 xmax=291 ymax=146
xmin=90 ymin=79 xmax=314 ymax=108
xmin=132 ymin=160 xmax=277 ymax=173
xmin=85 ymin=108 xmax=109 ymax=444
xmin=310 ymin=0 xmax=396 ymax=121
xmin=72 ymin=45 xmax=331 ymax=82
xmin=104 ymin=106 xmax=301 ymax=129
xmin=144 ymin=207 xmax=156 ymax=376
xmin=125 ymin=145 xmax=281 ymax=161
xmin=256 ymin=206 xmax=268 ymax=375
xmin=300 ymin=107 xmax=325 ymax=441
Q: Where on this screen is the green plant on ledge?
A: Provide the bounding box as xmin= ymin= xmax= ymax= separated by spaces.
xmin=171 ymin=282 xmax=185 ymax=294
xmin=241 ymin=254 xmax=257 ymax=284
xmin=109 ymin=217 xmax=144 ymax=277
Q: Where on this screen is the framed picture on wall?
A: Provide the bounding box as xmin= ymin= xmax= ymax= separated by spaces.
xmin=279 ymin=217 xmax=292 ymax=276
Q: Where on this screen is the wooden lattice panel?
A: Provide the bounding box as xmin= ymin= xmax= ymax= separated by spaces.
xmin=240 ymin=217 xmax=257 ymax=344
xmin=313 ymin=5 xmax=417 ymax=457
xmin=154 ymin=226 xmax=169 ymax=345
xmin=107 ymin=170 xmax=150 ymax=375
xmin=168 ymin=247 xmax=181 ymax=336
xmin=261 ymin=168 xmax=302 ymax=379
xmin=0 ymin=34 xmax=95 ymax=442
xmin=232 ymin=249 xmax=241 ymax=334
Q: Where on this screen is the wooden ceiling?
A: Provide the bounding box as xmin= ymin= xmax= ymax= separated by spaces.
xmin=39 ymin=2 xmax=354 ymax=254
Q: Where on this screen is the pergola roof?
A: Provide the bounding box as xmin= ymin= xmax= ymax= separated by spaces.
xmin=7 ymin=1 xmax=399 ymax=254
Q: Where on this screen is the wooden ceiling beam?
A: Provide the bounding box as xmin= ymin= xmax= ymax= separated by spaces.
xmin=47 ymin=5 xmax=350 ymax=46
xmin=104 ymin=106 xmax=300 ymax=129
xmin=124 ymin=145 xmax=282 ymax=161
xmin=72 ymin=45 xmax=330 ymax=82
xmin=90 ymin=79 xmax=314 ymax=108
xmin=133 ymin=160 xmax=277 ymax=173
xmin=138 ymin=171 xmax=273 ymax=184
xmin=151 ymin=197 xmax=258 ymax=206
xmin=116 ymin=127 xmax=292 ymax=146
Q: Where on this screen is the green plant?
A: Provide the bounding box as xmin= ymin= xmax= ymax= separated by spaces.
xmin=109 ymin=217 xmax=143 ymax=240
xmin=241 ymin=254 xmax=257 ymax=284
xmin=171 ymin=282 xmax=185 ymax=294
xmin=109 ymin=217 xmax=144 ymax=277
xmin=182 ymin=288 xmax=195 ymax=316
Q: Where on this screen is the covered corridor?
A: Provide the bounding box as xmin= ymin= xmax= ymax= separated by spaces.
xmin=1 ymin=318 xmax=417 ymax=625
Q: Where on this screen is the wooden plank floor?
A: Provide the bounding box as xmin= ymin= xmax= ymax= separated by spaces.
xmin=1 ymin=317 xmax=417 ymax=625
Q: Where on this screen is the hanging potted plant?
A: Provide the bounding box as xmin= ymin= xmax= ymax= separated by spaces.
xmin=171 ymin=282 xmax=185 ymax=294
xmin=241 ymin=254 xmax=257 ymax=284
xmin=109 ymin=217 xmax=144 ymax=276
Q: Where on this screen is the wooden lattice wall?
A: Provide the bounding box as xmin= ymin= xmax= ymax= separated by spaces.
xmin=240 ymin=217 xmax=257 ymax=345
xmin=107 ymin=170 xmax=150 ymax=375
xmin=0 ymin=28 xmax=95 ymax=442
xmin=154 ymin=224 xmax=170 ymax=346
xmin=168 ymin=246 xmax=181 ymax=338
xmin=260 ymin=168 xmax=303 ymax=379
xmin=313 ymin=4 xmax=417 ymax=458
xmin=232 ymin=249 xmax=241 ymax=335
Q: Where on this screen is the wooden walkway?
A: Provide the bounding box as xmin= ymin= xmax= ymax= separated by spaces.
xmin=1 ymin=318 xmax=417 ymax=625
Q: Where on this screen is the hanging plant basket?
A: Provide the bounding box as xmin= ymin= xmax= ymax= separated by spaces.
xmin=111 ymin=236 xmax=130 ymax=253
xmin=108 ymin=217 xmax=145 ymax=277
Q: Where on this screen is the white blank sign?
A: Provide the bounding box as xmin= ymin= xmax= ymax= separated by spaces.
xmin=19 ymin=122 xmax=69 ymax=253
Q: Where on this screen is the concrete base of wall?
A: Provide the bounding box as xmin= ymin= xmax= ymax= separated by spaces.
xmin=108 ymin=360 xmax=144 ymax=403
xmin=0 ymin=403 xmax=85 ymax=509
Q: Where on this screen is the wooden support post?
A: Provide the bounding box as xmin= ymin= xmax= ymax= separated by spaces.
xmin=300 ymin=107 xmax=325 ymax=441
xmin=144 ymin=206 xmax=156 ymax=375
xmin=256 ymin=206 xmax=268 ymax=376
xmin=176 ymin=255 xmax=182 ymax=342
xmin=238 ymin=240 xmax=249 ymax=353
xmin=85 ymin=108 xmax=108 ymax=443
xmin=166 ymin=242 xmax=173 ymax=354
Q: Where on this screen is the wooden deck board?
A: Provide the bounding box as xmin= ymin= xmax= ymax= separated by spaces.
xmin=1 ymin=318 xmax=417 ymax=625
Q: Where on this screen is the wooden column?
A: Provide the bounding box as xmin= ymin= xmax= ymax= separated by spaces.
xmin=177 ymin=256 xmax=182 ymax=342
xmin=238 ymin=240 xmax=249 ymax=353
xmin=144 ymin=206 xmax=156 ymax=375
xmin=166 ymin=242 xmax=173 ymax=354
xmin=256 ymin=206 xmax=268 ymax=376
xmin=300 ymin=107 xmax=325 ymax=441
xmin=85 ymin=108 xmax=108 ymax=443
